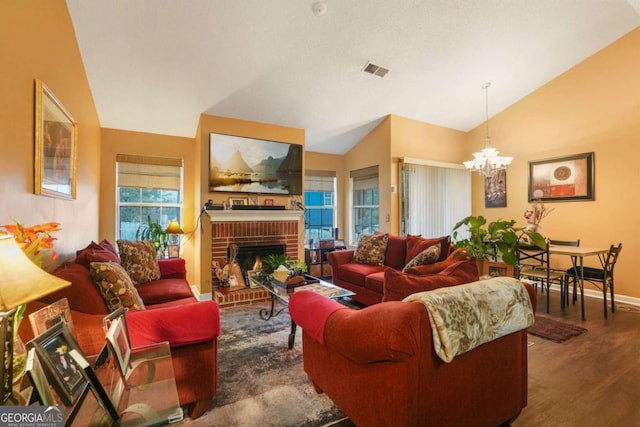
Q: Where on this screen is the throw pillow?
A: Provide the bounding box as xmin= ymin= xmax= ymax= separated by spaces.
xmin=76 ymin=240 xmax=120 ymax=259
xmin=405 ymin=235 xmax=450 ymax=265
xmin=402 ymin=244 xmax=441 ymax=273
xmin=75 ymin=247 xmax=121 ymax=271
xmin=117 ymin=240 xmax=161 ymax=284
xmin=89 ymin=262 xmax=145 ymax=312
xmin=352 ymin=233 xmax=389 ymax=266
xmin=382 ymin=259 xmax=480 ymax=302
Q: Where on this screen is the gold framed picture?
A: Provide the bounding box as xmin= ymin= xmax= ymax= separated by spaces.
xmin=228 ymin=197 xmax=249 ymax=206
xmin=34 ymin=79 xmax=78 ymax=200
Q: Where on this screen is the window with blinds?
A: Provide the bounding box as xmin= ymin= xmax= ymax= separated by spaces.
xmin=400 ymin=158 xmax=470 ymax=239
xmin=116 ymin=154 xmax=183 ymax=241
xmin=304 ymin=170 xmax=337 ymax=244
xmin=351 ymin=165 xmax=379 ymax=243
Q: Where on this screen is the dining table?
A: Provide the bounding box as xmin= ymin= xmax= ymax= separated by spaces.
xmin=548 ymin=244 xmax=609 ymax=320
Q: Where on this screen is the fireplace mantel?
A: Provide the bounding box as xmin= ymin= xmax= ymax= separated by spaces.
xmin=206 ymin=209 xmax=303 ymax=223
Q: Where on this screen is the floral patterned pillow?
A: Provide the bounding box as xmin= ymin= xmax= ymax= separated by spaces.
xmin=116 ymin=240 xmax=161 ymax=284
xmin=352 ymin=233 xmax=389 ymax=266
xmin=89 ymin=262 xmax=145 ymax=312
xmin=402 ymin=244 xmax=441 ymax=273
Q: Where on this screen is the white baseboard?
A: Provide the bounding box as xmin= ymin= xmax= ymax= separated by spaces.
xmin=190 ymin=285 xmax=212 ymax=301
xmin=542 ymin=283 xmax=640 ymax=307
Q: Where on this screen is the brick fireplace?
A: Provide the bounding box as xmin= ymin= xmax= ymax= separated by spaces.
xmin=206 ymin=210 xmax=303 ymax=306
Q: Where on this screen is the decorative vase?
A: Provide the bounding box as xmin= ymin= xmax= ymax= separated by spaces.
xmin=522 ymin=223 xmax=542 ymax=245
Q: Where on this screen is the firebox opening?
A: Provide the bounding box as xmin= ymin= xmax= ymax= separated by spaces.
xmin=231 ymin=244 xmax=286 ymax=284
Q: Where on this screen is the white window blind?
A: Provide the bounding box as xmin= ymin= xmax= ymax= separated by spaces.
xmin=350 ymin=165 xmax=378 ymax=191
xmin=305 ymin=169 xmax=336 ymax=192
xmin=116 ymin=154 xmax=182 ymax=190
xmin=400 ymin=159 xmax=470 ymax=238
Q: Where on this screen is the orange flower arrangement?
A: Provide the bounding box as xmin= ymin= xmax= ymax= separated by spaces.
xmin=0 ymin=222 xmax=61 ymax=268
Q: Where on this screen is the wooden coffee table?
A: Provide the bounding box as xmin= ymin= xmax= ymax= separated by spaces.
xmin=247 ymin=271 xmax=355 ymax=348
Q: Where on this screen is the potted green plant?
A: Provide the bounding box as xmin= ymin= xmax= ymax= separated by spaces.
xmin=135 ymin=215 xmax=168 ymax=258
xmin=289 ymin=259 xmax=308 ymax=276
xmin=261 ymin=253 xmax=290 ymax=276
xmin=451 ymin=215 xmax=546 ymax=267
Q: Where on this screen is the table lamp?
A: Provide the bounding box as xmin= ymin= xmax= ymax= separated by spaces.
xmin=165 ymin=219 xmax=184 ymax=258
xmin=0 ymin=234 xmax=71 ymax=403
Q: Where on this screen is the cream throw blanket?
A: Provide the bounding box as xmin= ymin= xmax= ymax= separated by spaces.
xmin=403 ymin=277 xmax=534 ymax=363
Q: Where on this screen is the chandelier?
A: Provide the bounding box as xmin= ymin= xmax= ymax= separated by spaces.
xmin=463 ymin=82 xmax=513 ymax=176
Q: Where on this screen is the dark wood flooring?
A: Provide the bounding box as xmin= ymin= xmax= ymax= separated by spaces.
xmin=324 ymin=290 xmax=640 ymax=426
xmin=514 ymin=289 xmax=640 ymax=426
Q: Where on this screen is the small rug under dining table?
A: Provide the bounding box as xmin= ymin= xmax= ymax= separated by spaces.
xmin=527 ymin=315 xmax=587 ymax=343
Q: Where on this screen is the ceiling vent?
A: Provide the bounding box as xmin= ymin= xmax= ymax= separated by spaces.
xmin=361 ymin=62 xmax=390 ymax=78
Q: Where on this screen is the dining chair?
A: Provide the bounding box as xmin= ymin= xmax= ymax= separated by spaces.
xmin=564 ymin=243 xmax=622 ymax=319
xmin=517 ymin=242 xmax=564 ymax=314
xmin=548 ymin=238 xmax=580 ymax=307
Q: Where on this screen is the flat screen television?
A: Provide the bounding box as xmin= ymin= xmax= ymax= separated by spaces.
xmin=209 ymin=132 xmax=303 ymax=195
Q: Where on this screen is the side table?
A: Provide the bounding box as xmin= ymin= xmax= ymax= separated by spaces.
xmin=72 ymin=341 xmax=182 ymax=426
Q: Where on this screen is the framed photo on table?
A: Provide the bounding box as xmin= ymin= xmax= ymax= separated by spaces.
xmin=229 ymin=196 xmax=248 ymax=206
xmin=28 ymin=322 xmax=87 ymax=406
xmin=28 ymin=298 xmax=75 ymax=339
xmin=482 ymin=261 xmax=515 ymax=278
xmin=34 ymin=79 xmax=78 ymax=200
xmin=528 ymin=152 xmax=594 ymax=202
xmin=105 ymin=315 xmax=132 ymax=378
xmin=25 ymin=347 xmax=56 ymax=405
xmin=168 ymin=244 xmax=179 ymax=258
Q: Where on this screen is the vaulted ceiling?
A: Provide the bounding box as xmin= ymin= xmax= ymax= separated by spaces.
xmin=66 ymin=0 xmax=640 ymax=154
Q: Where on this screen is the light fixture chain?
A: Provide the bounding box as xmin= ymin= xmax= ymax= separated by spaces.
xmin=483 ymin=82 xmax=491 ymax=145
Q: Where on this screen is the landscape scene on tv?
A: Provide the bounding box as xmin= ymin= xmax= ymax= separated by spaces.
xmin=209 ymin=133 xmax=303 ymax=195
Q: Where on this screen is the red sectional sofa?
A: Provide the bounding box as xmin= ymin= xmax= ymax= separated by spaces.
xmin=327 ymin=234 xmax=479 ymax=305
xmin=290 ymin=280 xmax=537 ymax=427
xmin=18 ymin=242 xmax=220 ymax=419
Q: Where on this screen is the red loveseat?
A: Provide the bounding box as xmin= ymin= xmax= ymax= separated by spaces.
xmin=290 ymin=280 xmax=537 ymax=427
xmin=18 ymin=242 xmax=220 ymax=419
xmin=327 ymin=234 xmax=479 ymax=305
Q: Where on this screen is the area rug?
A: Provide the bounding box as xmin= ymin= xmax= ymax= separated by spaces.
xmin=174 ymin=303 xmax=346 ymax=426
xmin=527 ymin=315 xmax=587 ymax=343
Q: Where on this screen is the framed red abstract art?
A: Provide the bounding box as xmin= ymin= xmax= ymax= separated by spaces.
xmin=528 ymin=152 xmax=594 ymax=202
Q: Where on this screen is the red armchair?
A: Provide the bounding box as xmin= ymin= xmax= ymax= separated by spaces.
xmin=290 ymin=281 xmax=536 ymax=427
xmin=19 ymin=256 xmax=220 ymax=419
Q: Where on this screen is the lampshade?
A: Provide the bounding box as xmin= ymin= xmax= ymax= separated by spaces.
xmin=0 ymin=234 xmax=71 ymax=311
xmin=165 ymin=220 xmax=184 ymax=234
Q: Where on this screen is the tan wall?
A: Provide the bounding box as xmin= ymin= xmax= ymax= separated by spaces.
xmin=196 ymin=114 xmax=305 ymax=294
xmin=470 ymin=28 xmax=640 ymax=299
xmin=305 ymin=152 xmax=346 ymax=240
xmin=342 ymin=115 xmax=467 ymax=241
xmin=389 ymin=114 xmax=469 ymax=234
xmin=100 ymin=129 xmax=197 ymax=284
xmin=0 ymin=0 xmax=101 ymax=260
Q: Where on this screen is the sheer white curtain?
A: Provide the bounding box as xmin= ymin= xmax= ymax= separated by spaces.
xmin=401 ymin=159 xmax=471 ymax=238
